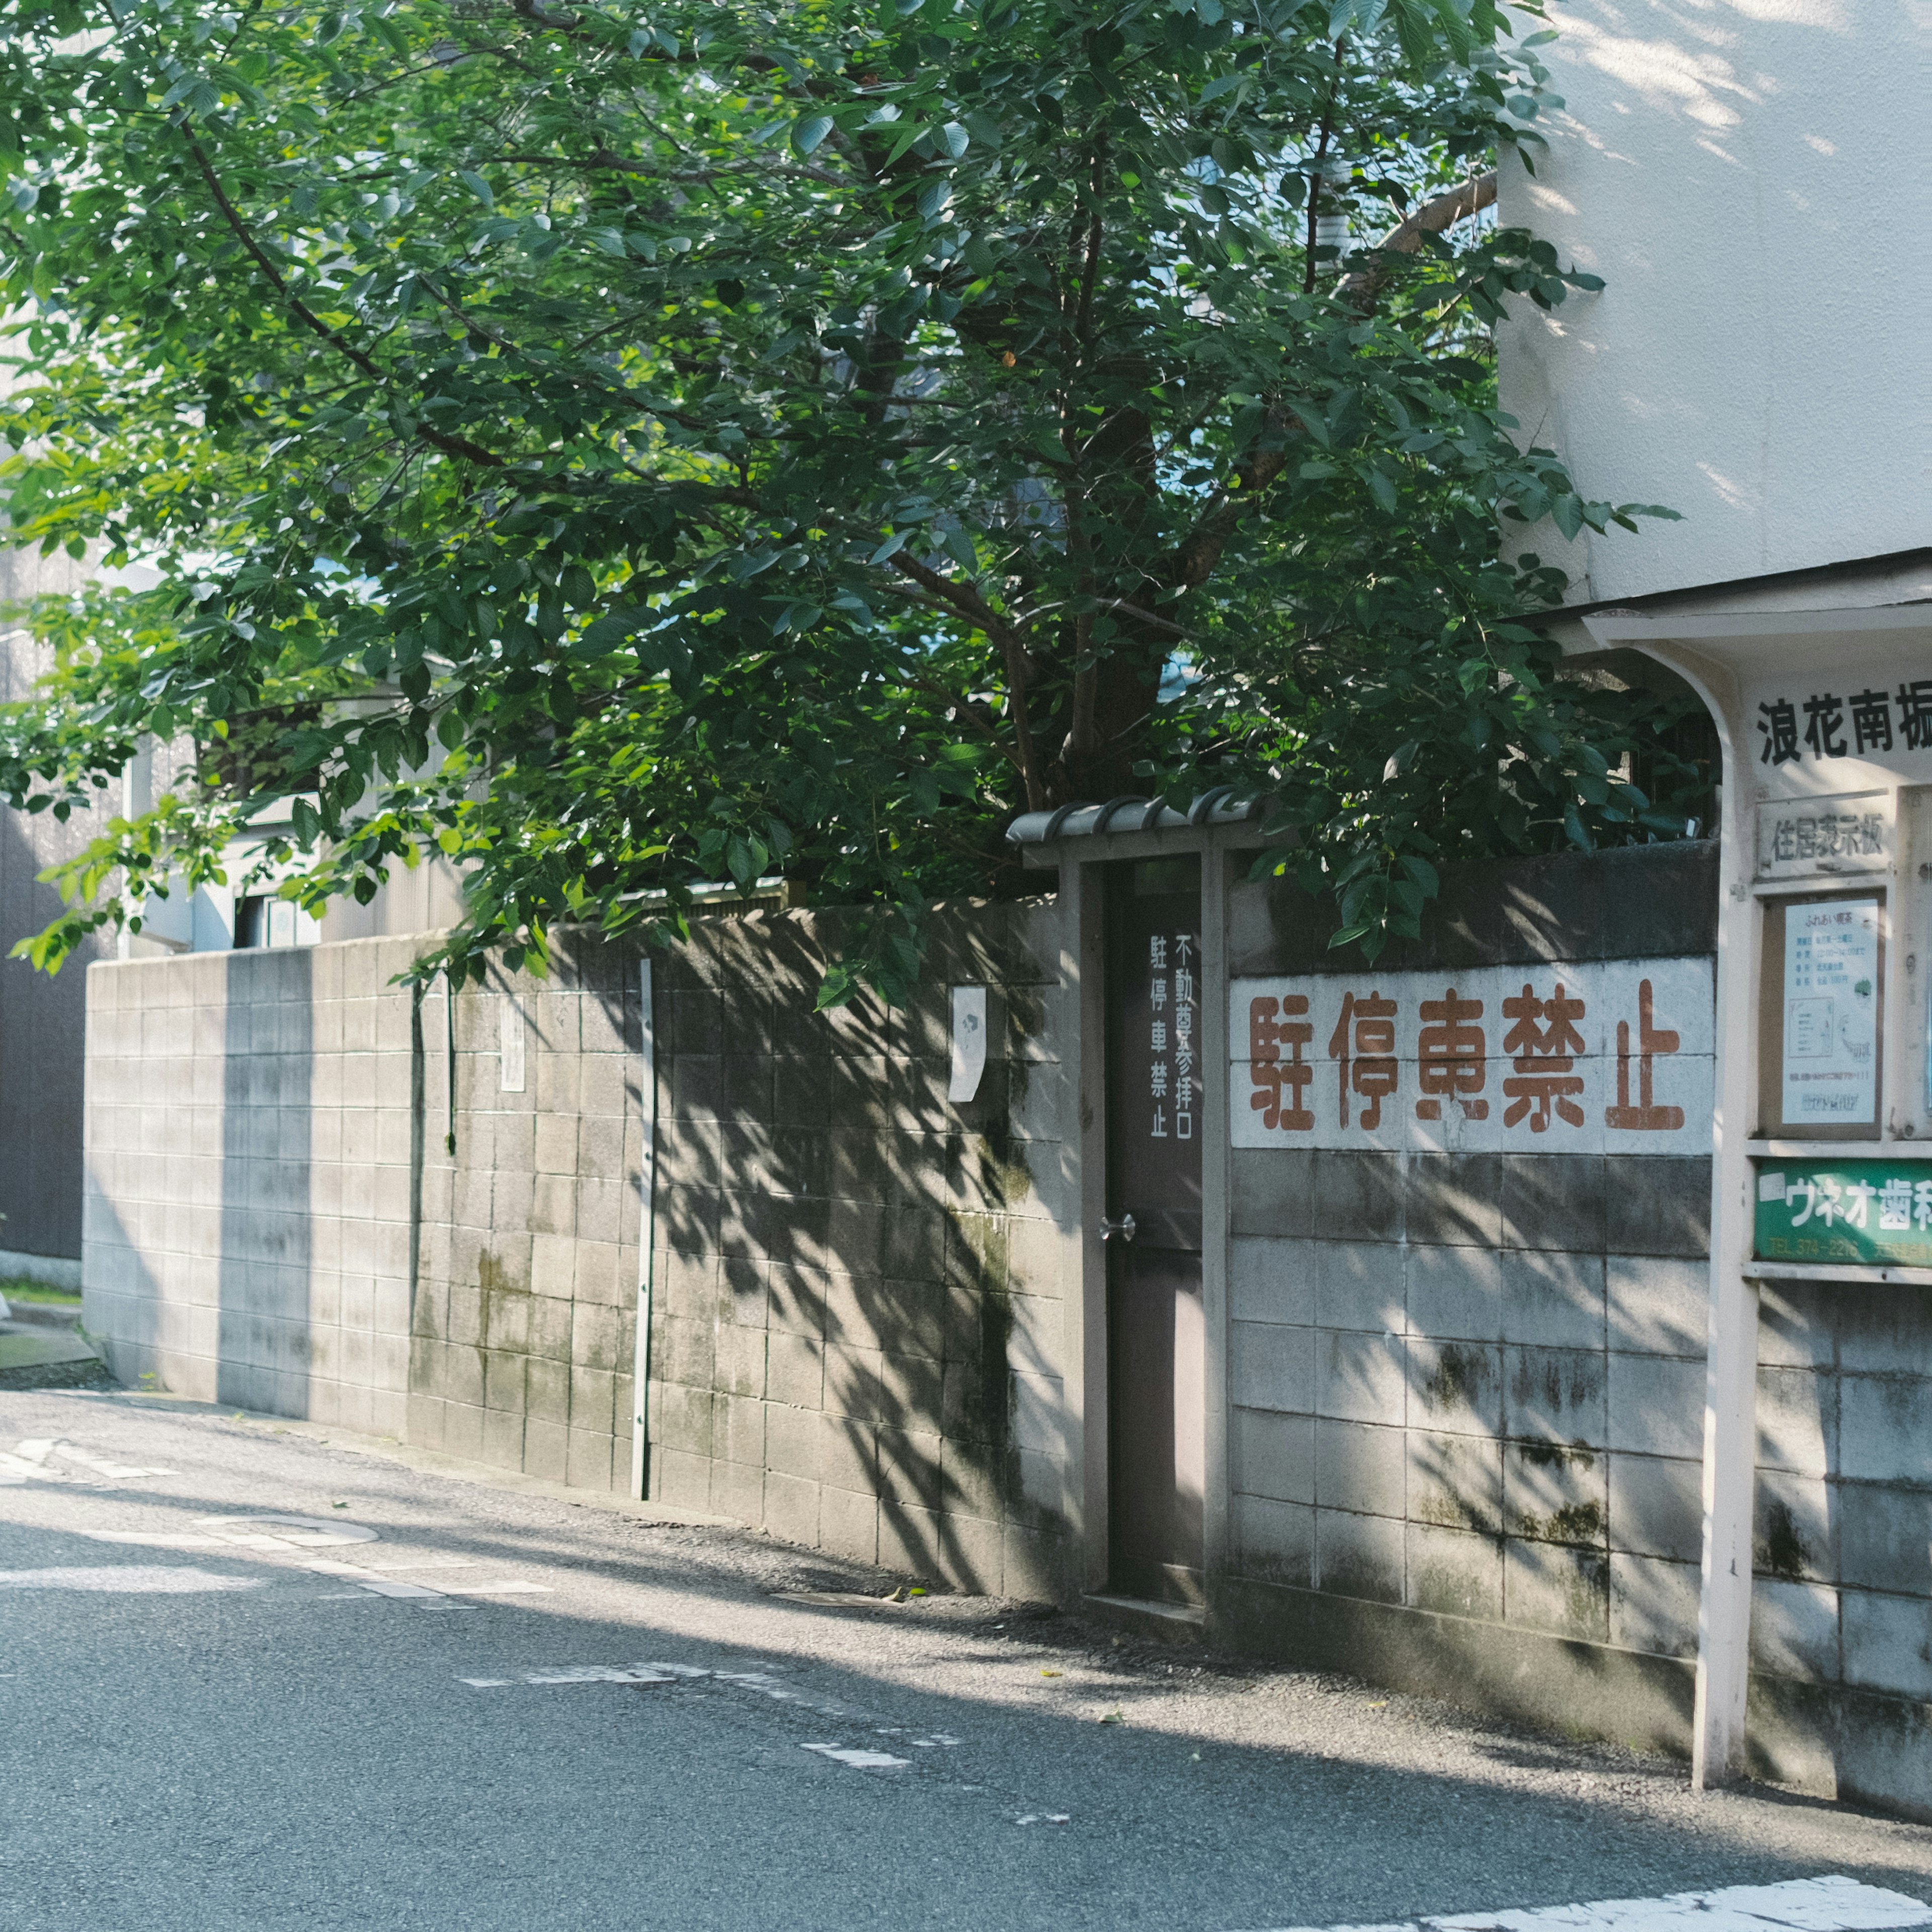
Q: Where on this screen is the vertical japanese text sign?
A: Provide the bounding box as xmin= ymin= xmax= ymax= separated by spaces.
xmin=1150 ymin=931 xmax=1200 ymax=1142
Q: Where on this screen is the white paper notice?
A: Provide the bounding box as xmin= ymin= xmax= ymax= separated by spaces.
xmin=948 ymin=985 xmax=987 ymax=1102
xmin=499 ymin=992 xmax=526 ymax=1093
xmin=1783 ymin=899 xmax=1880 ymax=1124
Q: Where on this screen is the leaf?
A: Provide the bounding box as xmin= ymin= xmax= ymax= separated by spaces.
xmin=0 ymin=0 xmax=1690 ymax=1010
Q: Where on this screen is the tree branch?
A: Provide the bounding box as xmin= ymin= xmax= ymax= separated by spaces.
xmin=181 ymin=130 xmax=509 ymax=468
xmin=1302 ymin=39 xmax=1345 ymax=296
xmin=889 ymin=551 xmax=1047 ymax=812
xmin=1337 ymin=169 xmax=1498 ymax=310
xmin=496 ymin=147 xmax=850 ymax=188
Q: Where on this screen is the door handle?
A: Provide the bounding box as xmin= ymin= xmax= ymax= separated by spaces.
xmin=1098 ymin=1213 xmax=1137 ymax=1243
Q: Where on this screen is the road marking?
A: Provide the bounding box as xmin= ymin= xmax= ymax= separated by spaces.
xmin=7 ymin=1440 xmax=178 ymax=1482
xmin=1015 ymin=1813 xmax=1071 ymax=1825
xmin=195 ymin=1514 xmax=378 ymax=1547
xmin=79 ymin=1532 xmax=226 ymax=1549
xmin=1237 ymin=1878 xmax=1932 ymax=1932
xmin=801 ymin=1744 xmax=911 ymax=1770
xmin=358 ymin=1557 xmax=479 ymax=1572
xmin=40 ymin=1441 xmax=179 ymax=1481
xmin=303 ymin=1559 xmax=445 ymax=1599
xmin=715 ymin=1667 xmax=855 ymax=1720
xmin=461 ymin=1666 xmax=685 ymax=1688
xmin=0 ymin=1566 xmax=265 ymax=1594
xmin=524 ymin=1666 xmax=680 ymax=1684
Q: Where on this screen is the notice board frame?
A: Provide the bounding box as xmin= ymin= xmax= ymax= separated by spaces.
xmin=1756 ymin=888 xmax=1887 ymax=1142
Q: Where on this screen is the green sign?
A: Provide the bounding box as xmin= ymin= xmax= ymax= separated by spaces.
xmin=1755 ymin=1161 xmax=1932 ymax=1267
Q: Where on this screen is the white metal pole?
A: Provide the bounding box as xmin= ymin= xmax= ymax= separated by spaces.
xmin=1692 ymin=668 xmax=1759 ymax=1788
xmin=630 ymin=955 xmax=658 ymax=1500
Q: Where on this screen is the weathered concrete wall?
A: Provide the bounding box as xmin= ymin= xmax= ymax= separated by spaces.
xmin=1216 ymin=839 xmax=1932 ymax=1818
xmin=647 ymin=902 xmax=1078 ymax=1598
xmin=404 ymin=941 xmax=645 ymax=1491
xmin=1218 ymin=844 xmax=1717 ymax=1752
xmin=1745 ymin=1278 xmax=1932 ymax=1816
xmin=85 ymin=840 xmax=1932 ymax=1814
xmin=85 ymin=940 xmax=422 ymax=1427
xmin=83 ymin=899 xmax=1078 ymax=1597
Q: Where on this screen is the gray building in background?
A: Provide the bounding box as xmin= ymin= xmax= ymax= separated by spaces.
xmin=0 ymin=544 xmax=114 ymax=1284
xmin=0 ymin=542 xmax=464 ymax=1286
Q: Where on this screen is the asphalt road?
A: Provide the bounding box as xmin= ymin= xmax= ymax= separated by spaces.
xmin=5 ymin=1387 xmax=1931 ymax=1932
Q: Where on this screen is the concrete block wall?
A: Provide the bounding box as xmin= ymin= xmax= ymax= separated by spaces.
xmin=647 ymin=900 xmax=1079 ymax=1598
xmin=84 ymin=939 xmax=418 ymax=1426
xmin=1216 ymin=844 xmax=1720 ymax=1751
xmin=1215 ymin=839 xmax=1932 ymax=1816
xmin=83 ymin=901 xmax=1078 ymax=1600
xmin=1745 ymin=1278 xmax=1932 ymax=1812
xmin=403 ymin=939 xmax=646 ymax=1492
xmin=1223 ymin=1186 xmax=1712 ymax=1660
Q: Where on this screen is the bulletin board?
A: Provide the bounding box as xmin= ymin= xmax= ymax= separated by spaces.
xmin=1756 ymin=892 xmax=1885 ymax=1139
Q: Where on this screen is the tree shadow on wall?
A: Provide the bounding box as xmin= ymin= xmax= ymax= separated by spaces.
xmin=649 ymin=901 xmax=1073 ymax=1598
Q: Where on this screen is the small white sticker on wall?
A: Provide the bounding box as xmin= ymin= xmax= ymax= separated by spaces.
xmin=500 ymin=992 xmax=526 ymax=1093
xmin=949 ymin=985 xmax=988 ymax=1102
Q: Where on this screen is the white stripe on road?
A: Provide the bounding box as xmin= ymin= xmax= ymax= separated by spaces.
xmin=523 ymin=1666 xmax=680 ymax=1684
xmin=41 ymin=1442 xmax=178 ymax=1480
xmin=1241 ymin=1878 xmax=1932 ymax=1932
xmin=195 ymin=1514 xmax=379 ymax=1546
xmin=0 ymin=1566 xmax=265 ymax=1593
xmin=462 ymin=1666 xmax=684 ymax=1687
xmin=304 ymin=1559 xmax=445 ymax=1599
xmin=80 ymin=1532 xmax=226 ymax=1549
xmin=801 ymin=1744 xmax=911 ymax=1770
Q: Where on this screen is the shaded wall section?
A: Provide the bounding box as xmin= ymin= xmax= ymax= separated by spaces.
xmin=1216 ymin=839 xmax=1932 ymax=1821
xmin=405 ymin=938 xmax=645 ymax=1492
xmin=83 ymin=901 xmax=1079 ymax=1599
xmin=647 ymin=902 xmax=1077 ymax=1599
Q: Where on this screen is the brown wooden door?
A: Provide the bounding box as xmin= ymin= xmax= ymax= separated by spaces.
xmin=1104 ymin=855 xmax=1205 ymax=1605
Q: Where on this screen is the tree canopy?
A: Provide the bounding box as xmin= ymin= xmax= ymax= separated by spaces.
xmin=0 ymin=0 xmax=1703 ymax=999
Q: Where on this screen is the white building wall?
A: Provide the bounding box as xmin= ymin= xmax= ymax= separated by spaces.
xmin=1497 ymin=1 xmax=1932 ymax=602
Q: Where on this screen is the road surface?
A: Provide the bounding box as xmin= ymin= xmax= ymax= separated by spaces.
xmin=4 ymin=1386 xmax=1930 ymax=1931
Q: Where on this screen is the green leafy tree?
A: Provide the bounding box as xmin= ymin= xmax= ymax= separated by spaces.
xmin=0 ymin=0 xmax=1700 ymax=999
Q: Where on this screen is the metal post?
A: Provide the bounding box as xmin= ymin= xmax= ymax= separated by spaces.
xmin=630 ymin=955 xmax=658 ymax=1500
